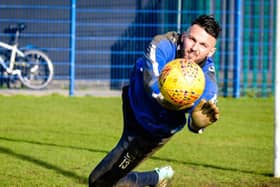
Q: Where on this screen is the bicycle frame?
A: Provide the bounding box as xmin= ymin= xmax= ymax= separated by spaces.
xmin=0 ymin=24 xmax=54 ymax=89
xmin=0 ymin=41 xmax=25 ymax=75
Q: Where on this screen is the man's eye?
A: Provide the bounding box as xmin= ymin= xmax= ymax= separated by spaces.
xmin=188 ymin=37 xmax=195 ymax=43
xmin=200 ymin=43 xmax=207 ymax=48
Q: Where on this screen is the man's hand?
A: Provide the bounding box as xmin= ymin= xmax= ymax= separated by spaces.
xmin=190 ymin=99 xmax=220 ymax=131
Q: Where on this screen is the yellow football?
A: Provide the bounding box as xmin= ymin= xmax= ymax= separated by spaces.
xmin=159 ymin=58 xmax=205 ymax=110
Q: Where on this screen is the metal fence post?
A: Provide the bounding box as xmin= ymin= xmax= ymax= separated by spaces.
xmin=69 ymin=0 xmax=76 ymax=96
xmin=177 ymin=0 xmax=182 ymax=33
xmin=274 ymin=0 xmax=280 ymax=178
xmin=233 ymin=0 xmax=242 ymax=98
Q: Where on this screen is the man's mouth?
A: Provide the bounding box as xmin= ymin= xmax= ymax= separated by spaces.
xmin=184 ymin=52 xmax=196 ymax=60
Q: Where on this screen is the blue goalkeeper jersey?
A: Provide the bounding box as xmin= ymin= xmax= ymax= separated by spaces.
xmin=128 ymin=32 xmax=218 ymax=138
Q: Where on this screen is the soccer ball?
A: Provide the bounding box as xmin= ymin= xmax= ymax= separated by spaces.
xmin=158 ymin=58 xmax=205 ymax=110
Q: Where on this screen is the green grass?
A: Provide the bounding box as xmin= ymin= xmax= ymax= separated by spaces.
xmin=0 ymin=95 xmax=279 ymax=187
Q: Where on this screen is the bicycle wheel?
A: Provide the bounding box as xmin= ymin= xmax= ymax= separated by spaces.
xmin=17 ymin=49 xmax=54 ymax=89
xmin=0 ymin=55 xmax=5 ymax=87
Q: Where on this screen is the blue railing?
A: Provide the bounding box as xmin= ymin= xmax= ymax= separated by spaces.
xmin=0 ymin=0 xmax=276 ymax=97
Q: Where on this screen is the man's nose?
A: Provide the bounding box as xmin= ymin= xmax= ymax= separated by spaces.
xmin=192 ymin=42 xmax=199 ymax=51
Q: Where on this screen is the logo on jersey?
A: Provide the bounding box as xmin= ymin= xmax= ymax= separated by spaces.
xmin=207 ymin=65 xmax=216 ymax=82
xmin=208 ymin=65 xmax=215 ymax=73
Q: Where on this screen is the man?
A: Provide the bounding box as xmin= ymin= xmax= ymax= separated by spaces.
xmin=89 ymin=14 xmax=221 ymax=187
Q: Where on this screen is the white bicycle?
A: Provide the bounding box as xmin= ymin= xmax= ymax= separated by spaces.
xmin=0 ymin=23 xmax=54 ymax=89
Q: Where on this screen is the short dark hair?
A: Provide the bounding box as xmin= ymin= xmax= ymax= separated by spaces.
xmin=191 ymin=15 xmax=222 ymax=39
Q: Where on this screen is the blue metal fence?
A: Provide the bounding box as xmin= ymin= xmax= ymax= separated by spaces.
xmin=0 ymin=0 xmax=276 ymax=97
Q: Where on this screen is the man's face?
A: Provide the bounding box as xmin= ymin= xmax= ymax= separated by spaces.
xmin=182 ymin=24 xmax=217 ymax=64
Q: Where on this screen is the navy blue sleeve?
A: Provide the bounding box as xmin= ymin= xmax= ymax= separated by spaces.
xmin=142 ymin=32 xmax=178 ymax=97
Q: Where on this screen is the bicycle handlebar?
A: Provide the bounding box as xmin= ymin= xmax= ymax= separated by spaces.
xmin=3 ymin=23 xmax=26 ymax=45
xmin=4 ymin=23 xmax=26 ymax=34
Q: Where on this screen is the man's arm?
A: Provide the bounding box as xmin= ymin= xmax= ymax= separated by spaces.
xmin=142 ymin=32 xmax=179 ymax=100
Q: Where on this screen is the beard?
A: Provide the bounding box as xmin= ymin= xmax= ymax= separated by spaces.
xmin=183 ymin=51 xmax=206 ymax=65
xmin=176 ymin=43 xmax=206 ymax=65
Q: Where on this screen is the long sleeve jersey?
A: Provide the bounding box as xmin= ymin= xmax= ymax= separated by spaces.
xmin=128 ymin=31 xmax=218 ymax=138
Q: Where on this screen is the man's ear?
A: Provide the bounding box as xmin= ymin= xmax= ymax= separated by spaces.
xmin=208 ymin=47 xmax=216 ymax=57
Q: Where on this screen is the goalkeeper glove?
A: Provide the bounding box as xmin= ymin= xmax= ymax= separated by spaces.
xmin=189 ymin=99 xmax=220 ymax=133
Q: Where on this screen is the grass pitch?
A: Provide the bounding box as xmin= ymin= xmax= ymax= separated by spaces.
xmin=0 ymin=94 xmax=279 ymax=186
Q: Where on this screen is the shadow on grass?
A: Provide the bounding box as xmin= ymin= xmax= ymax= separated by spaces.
xmin=0 ymin=136 xmax=108 ymax=154
xmin=0 ymin=146 xmax=88 ymax=184
xmin=0 ymin=136 xmax=272 ymax=181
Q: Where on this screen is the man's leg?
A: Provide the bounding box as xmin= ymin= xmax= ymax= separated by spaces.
xmin=116 ymin=170 xmax=158 ymax=187
xmin=88 ymin=86 xmax=172 ymax=187
xmin=88 ymin=129 xmax=171 ymax=187
xmin=116 ymin=166 xmax=175 ymax=187
xmin=88 ymin=86 xmax=169 ymax=186
xmin=88 ymin=124 xmax=172 ymax=186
